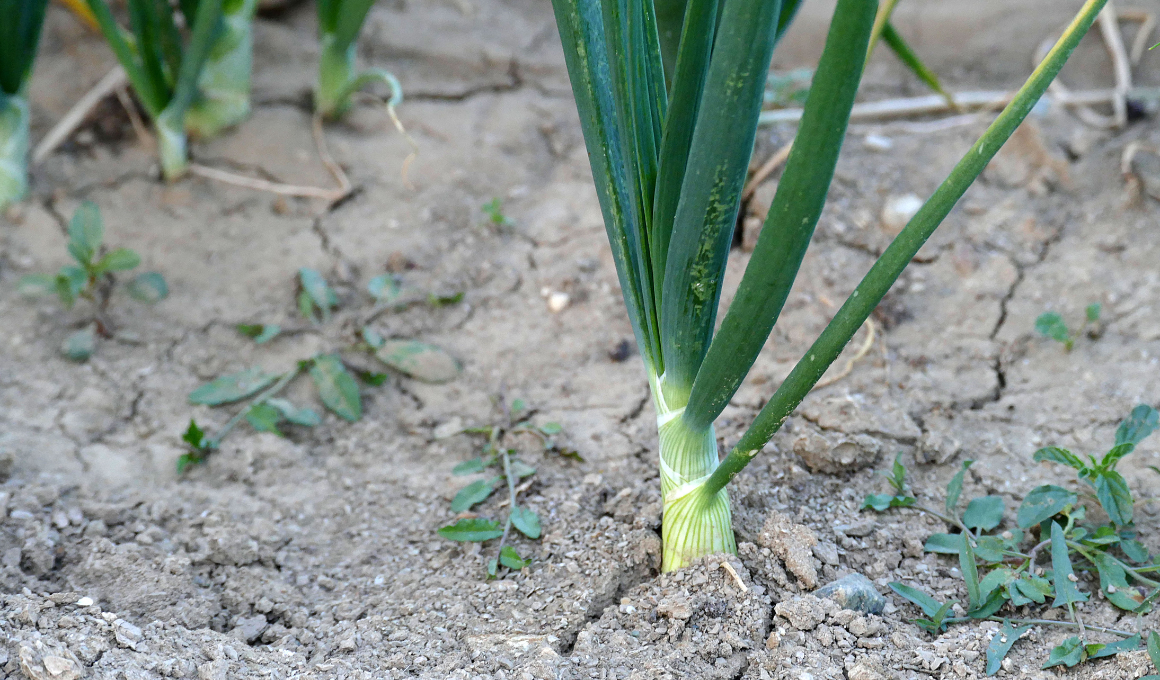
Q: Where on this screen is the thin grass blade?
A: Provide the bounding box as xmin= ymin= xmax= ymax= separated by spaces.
xmin=658 ymin=0 xmax=784 ymax=396
xmin=881 ymin=22 xmax=953 ymax=105
xmin=126 ymin=0 xmax=173 ymax=106
xmin=702 ymin=0 xmax=1109 ymax=498
xmin=683 ymin=0 xmax=874 ymax=430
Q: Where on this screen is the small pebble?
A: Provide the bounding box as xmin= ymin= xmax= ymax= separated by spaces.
xmin=863 ymin=134 xmax=894 ymax=151
xmin=547 ymin=291 xmax=570 ymax=313
xmin=76 ymin=597 xmax=93 ymax=607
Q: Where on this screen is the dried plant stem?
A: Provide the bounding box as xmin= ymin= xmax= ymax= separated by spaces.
xmin=742 ymin=139 xmax=794 ymax=200
xmin=32 ymin=66 xmax=128 ymax=163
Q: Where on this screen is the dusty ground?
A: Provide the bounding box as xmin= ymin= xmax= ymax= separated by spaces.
xmin=2 ymin=0 xmax=1160 ymax=678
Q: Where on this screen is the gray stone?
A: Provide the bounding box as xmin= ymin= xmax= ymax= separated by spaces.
xmin=816 ymin=574 xmax=886 ymax=615
xmin=233 ymin=615 xmax=269 ymax=643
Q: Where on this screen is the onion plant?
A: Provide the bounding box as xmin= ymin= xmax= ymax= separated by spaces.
xmin=185 ymin=0 xmax=259 ymax=138
xmin=86 ymin=0 xmax=224 ymax=179
xmin=0 ymin=0 xmax=48 ymax=210
xmin=550 ymin=0 xmax=1107 ymax=571
xmin=315 ymin=0 xmax=401 ymax=120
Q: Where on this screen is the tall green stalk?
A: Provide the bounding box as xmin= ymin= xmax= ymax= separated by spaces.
xmin=0 ymin=0 xmax=49 ymax=210
xmin=185 ymin=0 xmax=259 ymax=138
xmin=554 ymin=0 xmax=1106 ymax=572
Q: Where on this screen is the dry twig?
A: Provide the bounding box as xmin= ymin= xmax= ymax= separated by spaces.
xmin=33 ymin=67 xmax=128 ymax=163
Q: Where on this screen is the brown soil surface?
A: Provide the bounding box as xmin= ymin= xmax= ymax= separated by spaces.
xmin=3 ymin=1 xmax=1160 ymax=678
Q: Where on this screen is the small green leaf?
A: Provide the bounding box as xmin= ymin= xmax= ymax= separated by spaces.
xmin=888 ymin=453 xmax=907 ymax=492
xmin=888 ymin=582 xmax=943 ymax=618
xmin=1033 ymin=446 xmax=1085 ymax=470
xmin=362 ymin=326 xmax=385 ymax=349
xmin=498 ymin=545 xmax=530 ymax=570
xmin=1043 ymin=636 xmax=1086 ymax=669
xmin=946 ymin=459 xmax=973 ymax=515
xmin=538 ymin=422 xmax=562 ymax=435
xmin=1094 ymin=470 xmax=1134 ymax=526
xmin=176 ymin=452 xmax=205 ymax=474
xmin=189 ymin=367 xmax=278 ymax=405
xmin=353 ymin=369 xmax=388 ymax=386
xmin=309 ymin=354 xmax=361 ymax=421
xmin=973 ymin=536 xmax=1007 ymax=564
xmin=17 ymin=274 xmax=56 ymax=296
xmin=1090 ymin=552 xmax=1144 ymax=611
xmin=1050 ymin=521 xmax=1088 ymax=606
xmin=1102 ymin=442 xmax=1136 ymax=469
xmin=126 ymin=272 xmax=168 ymax=303
xmin=1017 ymin=485 xmax=1076 ymax=528
xmin=914 ymin=599 xmax=957 ymax=634
xmin=1121 ymin=538 xmax=1149 ymax=564
xmin=969 ymin=589 xmax=1008 ymax=619
xmin=182 ymin=420 xmax=211 ymax=451
xmin=978 ymin=567 xmax=1016 ymax=604
xmin=66 ymin=201 xmax=103 ymax=265
xmin=511 ymin=506 xmax=541 ymax=539
xmin=963 ymin=496 xmax=1005 ymax=532
xmin=1147 ymin=631 xmax=1160 ymax=671
xmin=1089 ymin=634 xmax=1141 ymax=660
xmin=986 ymin=620 xmax=1031 ymax=676
xmin=510 ymin=398 xmax=526 ymax=415
xmin=862 ymin=493 xmax=914 ymax=512
xmin=299 ymin=268 xmax=338 ymax=322
xmin=428 ymin=291 xmax=464 ymax=307
xmin=297 ymin=289 xmax=314 ymax=321
xmin=266 ymin=398 xmax=321 ymax=426
xmin=437 ymin=518 xmax=503 ymax=542
xmin=367 ymin=274 xmax=401 ymax=302
xmin=923 ymin=533 xmax=962 ymax=554
xmin=452 ymin=458 xmax=488 ymax=476
xmin=237 ymin=324 xmax=280 ymax=344
xmin=1085 ymin=303 xmax=1101 ymax=322
xmin=1116 ymin=404 xmax=1159 ymax=448
xmin=375 ymin=340 xmax=461 ymax=383
xmin=958 ymin=534 xmax=982 ymax=609
xmin=1014 ymin=575 xmax=1052 ymax=604
xmin=56 ymin=265 xmax=87 ymax=309
xmin=61 ymin=326 xmax=96 ymax=362
xmin=245 ymin=403 xmax=283 ymax=434
xmin=1035 ymin=312 xmax=1070 ymax=345
xmin=95 ymin=248 xmax=140 ymax=272
xmin=451 ymin=478 xmax=501 ymax=513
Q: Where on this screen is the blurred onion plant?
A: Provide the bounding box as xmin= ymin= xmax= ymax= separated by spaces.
xmin=86 ymin=0 xmax=227 ymax=179
xmin=315 ymin=0 xmax=401 ymax=120
xmin=550 ymin=0 xmax=1107 ymax=571
xmin=0 ymin=0 xmax=48 ymax=209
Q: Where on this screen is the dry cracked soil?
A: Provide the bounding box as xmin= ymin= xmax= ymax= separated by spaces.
xmin=3 ymin=0 xmax=1160 ymax=678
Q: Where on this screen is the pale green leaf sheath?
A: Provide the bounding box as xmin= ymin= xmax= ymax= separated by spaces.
xmin=186 ymin=0 xmax=260 ymax=138
xmin=0 ymin=93 xmax=30 ymax=209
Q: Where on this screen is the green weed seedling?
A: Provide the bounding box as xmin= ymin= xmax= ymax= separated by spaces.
xmin=1036 ymin=303 xmax=1101 ymax=351
xmin=864 ymin=405 xmax=1160 ymax=675
xmin=481 ymin=198 xmax=513 ymax=231
xmin=436 ymin=398 xmax=580 ymax=578
xmin=17 ymin=201 xmax=168 ymax=361
xmin=181 ymin=267 xmax=461 ymax=471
